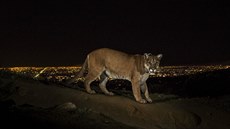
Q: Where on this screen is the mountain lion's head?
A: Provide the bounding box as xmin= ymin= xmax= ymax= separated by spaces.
xmin=144 ymin=53 xmax=163 ymax=74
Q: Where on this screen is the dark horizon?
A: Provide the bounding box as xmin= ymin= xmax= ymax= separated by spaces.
xmin=0 ymin=1 xmax=229 ymax=67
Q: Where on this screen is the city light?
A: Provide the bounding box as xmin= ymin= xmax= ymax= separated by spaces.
xmin=1 ymin=65 xmax=229 ymax=83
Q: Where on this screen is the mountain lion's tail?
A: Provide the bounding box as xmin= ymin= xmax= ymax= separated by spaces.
xmin=67 ymin=57 xmax=88 ymax=85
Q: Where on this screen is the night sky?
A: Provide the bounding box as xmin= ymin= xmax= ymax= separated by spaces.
xmin=0 ymin=1 xmax=229 ymax=67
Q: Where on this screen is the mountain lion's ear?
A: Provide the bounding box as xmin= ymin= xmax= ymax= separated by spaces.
xmin=144 ymin=53 xmax=149 ymax=59
xmin=157 ymin=54 xmax=163 ymax=59
xmin=144 ymin=53 xmax=152 ymax=59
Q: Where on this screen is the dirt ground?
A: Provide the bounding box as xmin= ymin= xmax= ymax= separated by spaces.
xmin=1 ymin=72 xmax=230 ymax=129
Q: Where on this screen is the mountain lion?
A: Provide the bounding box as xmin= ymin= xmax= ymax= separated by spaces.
xmin=69 ymin=48 xmax=162 ymax=104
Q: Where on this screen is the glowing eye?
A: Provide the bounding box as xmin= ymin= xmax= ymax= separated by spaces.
xmin=149 ymin=69 xmax=153 ymax=73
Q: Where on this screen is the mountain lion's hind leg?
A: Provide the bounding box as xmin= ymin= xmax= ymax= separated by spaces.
xmin=99 ymin=76 xmax=114 ymax=96
xmin=84 ymin=71 xmax=101 ymax=94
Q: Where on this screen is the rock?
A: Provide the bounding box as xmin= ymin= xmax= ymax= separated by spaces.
xmin=54 ymin=102 xmax=77 ymax=112
xmin=167 ymin=110 xmax=201 ymax=129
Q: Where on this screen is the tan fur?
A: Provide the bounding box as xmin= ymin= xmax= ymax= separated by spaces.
xmin=70 ymin=48 xmax=162 ymax=104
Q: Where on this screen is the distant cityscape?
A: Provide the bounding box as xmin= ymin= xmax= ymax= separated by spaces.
xmin=1 ymin=65 xmax=229 ymax=83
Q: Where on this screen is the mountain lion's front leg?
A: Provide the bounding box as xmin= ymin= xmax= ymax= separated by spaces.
xmin=141 ymin=82 xmax=152 ymax=103
xmin=131 ymin=79 xmax=147 ymax=104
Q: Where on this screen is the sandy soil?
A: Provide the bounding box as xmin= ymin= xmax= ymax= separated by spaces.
xmin=1 ymin=74 xmax=230 ymax=129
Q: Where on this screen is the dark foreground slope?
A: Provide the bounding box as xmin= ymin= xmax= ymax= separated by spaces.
xmin=0 ymin=66 xmax=230 ymax=129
